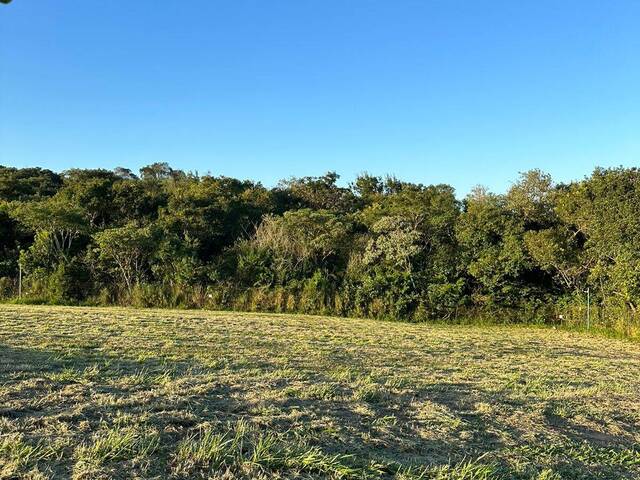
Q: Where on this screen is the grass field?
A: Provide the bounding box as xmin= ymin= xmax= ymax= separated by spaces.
xmin=0 ymin=305 xmax=639 ymax=479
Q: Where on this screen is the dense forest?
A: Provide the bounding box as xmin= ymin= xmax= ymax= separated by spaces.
xmin=1 ymin=163 xmax=639 ymax=335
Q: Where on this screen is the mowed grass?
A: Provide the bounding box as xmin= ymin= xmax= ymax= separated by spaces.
xmin=0 ymin=306 xmax=639 ymax=479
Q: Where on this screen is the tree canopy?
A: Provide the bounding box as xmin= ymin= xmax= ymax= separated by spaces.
xmin=1 ymin=164 xmax=639 ymax=331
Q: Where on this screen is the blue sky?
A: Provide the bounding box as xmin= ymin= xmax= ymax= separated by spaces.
xmin=1 ymin=1 xmax=639 ymax=195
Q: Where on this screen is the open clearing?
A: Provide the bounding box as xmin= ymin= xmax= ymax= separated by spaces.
xmin=0 ymin=306 xmax=639 ymax=479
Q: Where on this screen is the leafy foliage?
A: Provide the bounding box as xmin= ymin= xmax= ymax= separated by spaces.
xmin=2 ymin=164 xmax=640 ymax=331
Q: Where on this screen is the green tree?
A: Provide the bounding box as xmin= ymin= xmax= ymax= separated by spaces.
xmin=0 ymin=166 xmax=62 ymax=201
xmin=506 ymin=169 xmax=556 ymax=229
xmin=360 ymin=183 xmax=460 ymax=284
xmin=112 ymin=176 xmax=168 ymax=223
xmin=93 ymin=223 xmax=157 ymax=293
xmin=279 ymin=172 xmax=357 ymax=212
xmin=58 ymin=169 xmax=119 ymax=228
xmin=557 ymin=167 xmax=640 ymax=312
xmin=160 ymin=176 xmax=272 ymax=261
xmin=12 ymin=196 xmax=89 ymax=262
xmin=456 ymin=187 xmax=534 ymax=307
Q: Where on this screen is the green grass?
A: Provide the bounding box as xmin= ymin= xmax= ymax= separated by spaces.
xmin=0 ymin=305 xmax=639 ymax=479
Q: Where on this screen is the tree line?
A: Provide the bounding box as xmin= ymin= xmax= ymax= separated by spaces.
xmin=1 ymin=163 xmax=639 ymax=335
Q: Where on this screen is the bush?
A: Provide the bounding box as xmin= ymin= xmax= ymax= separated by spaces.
xmin=299 ymin=271 xmax=333 ymax=315
xmin=0 ymin=277 xmax=16 ymax=300
xmin=20 ymin=260 xmax=92 ymax=304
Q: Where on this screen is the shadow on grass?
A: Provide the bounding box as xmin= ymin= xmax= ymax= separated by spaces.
xmin=0 ymin=342 xmax=636 ymax=479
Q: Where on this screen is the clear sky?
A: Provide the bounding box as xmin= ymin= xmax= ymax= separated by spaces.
xmin=1 ymin=1 xmax=639 ymax=195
